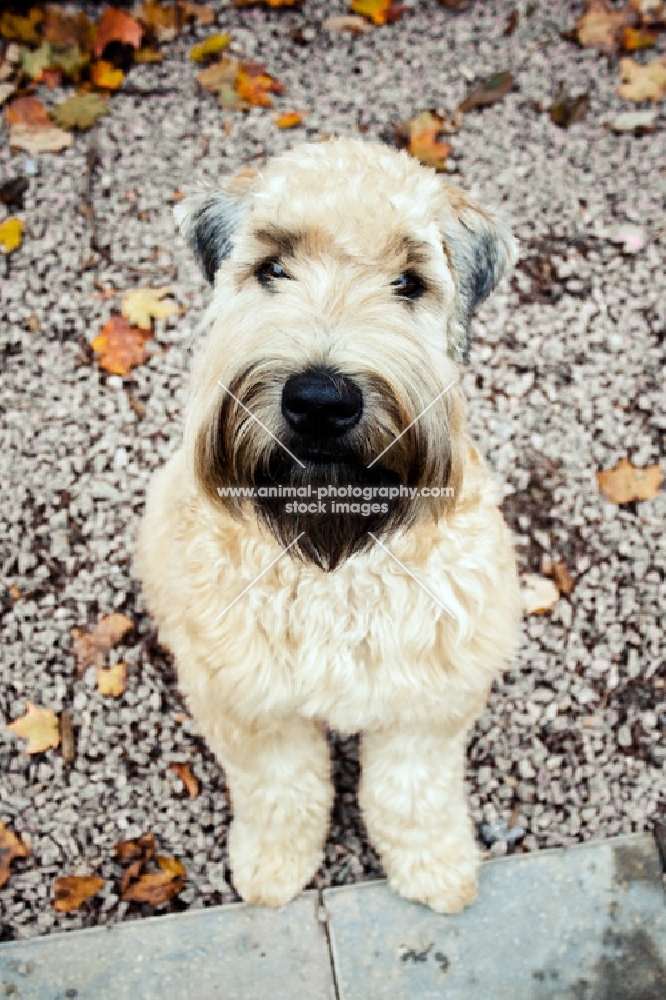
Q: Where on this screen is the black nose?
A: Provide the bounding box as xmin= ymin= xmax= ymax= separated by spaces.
xmin=282 ymin=370 xmax=363 ymax=438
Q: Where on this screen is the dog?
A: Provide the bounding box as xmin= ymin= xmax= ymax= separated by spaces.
xmin=135 ymin=137 xmax=522 ymax=914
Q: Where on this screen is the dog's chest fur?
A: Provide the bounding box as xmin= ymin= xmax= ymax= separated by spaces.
xmin=136 ymin=445 xmax=520 ymax=735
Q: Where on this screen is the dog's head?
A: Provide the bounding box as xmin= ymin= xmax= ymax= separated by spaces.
xmin=176 ymin=139 xmax=515 ymax=570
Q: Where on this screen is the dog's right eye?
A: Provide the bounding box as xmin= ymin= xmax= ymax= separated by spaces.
xmin=255 ymin=258 xmax=289 ymax=286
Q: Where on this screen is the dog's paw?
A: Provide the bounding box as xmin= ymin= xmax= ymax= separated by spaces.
xmin=383 ymin=836 xmax=480 ymax=915
xmin=227 ymin=820 xmax=323 ymax=908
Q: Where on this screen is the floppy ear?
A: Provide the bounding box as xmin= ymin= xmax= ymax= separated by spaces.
xmin=440 ymin=188 xmax=517 ymax=362
xmin=173 ymin=169 xmax=259 ymax=284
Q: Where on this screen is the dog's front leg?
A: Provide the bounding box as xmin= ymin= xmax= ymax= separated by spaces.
xmin=359 ymin=724 xmax=480 ymax=914
xmin=206 ymin=713 xmax=333 ymax=907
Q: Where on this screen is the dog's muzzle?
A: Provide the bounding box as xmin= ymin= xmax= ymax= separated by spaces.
xmin=281 ymin=369 xmax=363 ymax=454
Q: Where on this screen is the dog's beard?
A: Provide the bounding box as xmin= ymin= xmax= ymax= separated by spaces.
xmin=252 ymin=450 xmax=412 ymax=572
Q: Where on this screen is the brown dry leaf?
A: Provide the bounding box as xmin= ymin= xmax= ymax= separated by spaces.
xmin=617 ymin=56 xmax=666 ymax=101
xmin=179 ymin=2 xmax=216 ymax=26
xmin=0 ymin=823 xmax=30 ymax=889
xmin=196 ymin=56 xmax=238 ymax=92
xmin=115 ymin=833 xmax=156 ymax=865
xmin=72 ymin=612 xmax=134 ymax=672
xmin=0 ymin=10 xmax=44 ymax=46
xmin=6 ymin=702 xmax=61 ymax=755
xmin=170 ymin=762 xmax=200 ymax=797
xmin=236 ymin=66 xmax=285 ymax=107
xmin=596 ymin=456 xmax=662 ymax=503
xmin=121 ymin=856 xmax=186 ymax=905
xmin=572 ymin=0 xmax=637 ymax=55
xmin=137 ymin=1 xmax=179 ymax=43
xmin=5 ymin=96 xmax=52 ymax=128
xmin=94 ymin=8 xmax=143 ymax=58
xmin=622 ymin=25 xmax=659 ymax=49
xmin=629 ymin=0 xmax=665 ymax=24
xmin=350 ymin=0 xmax=407 ymax=24
xmin=98 ymin=662 xmax=127 ymax=697
xmin=324 ymin=14 xmax=372 ymax=33
xmin=53 ymin=875 xmax=105 ymax=913
xmin=457 ymin=70 xmax=514 ymax=113
xmin=551 ymin=560 xmax=575 ymax=596
xmin=60 ymin=709 xmax=75 ymax=764
xmin=91 ymin=316 xmax=153 ymax=376
xmin=121 ymin=286 xmax=179 ymax=328
xmin=521 ymin=574 xmax=559 ymax=615
xmin=395 ymin=111 xmax=455 ymax=171
xmin=44 ymin=7 xmax=94 ymax=49
xmin=549 ymin=84 xmax=590 ymax=127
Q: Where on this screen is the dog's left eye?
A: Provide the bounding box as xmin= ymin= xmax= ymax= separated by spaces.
xmin=391 ymin=271 xmax=425 ymax=301
xmin=256 ymin=258 xmax=289 ymax=286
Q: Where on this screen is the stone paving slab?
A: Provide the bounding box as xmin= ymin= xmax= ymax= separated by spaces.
xmin=323 ymin=833 xmax=666 ymax=1000
xmin=0 ymin=891 xmax=335 ymax=1000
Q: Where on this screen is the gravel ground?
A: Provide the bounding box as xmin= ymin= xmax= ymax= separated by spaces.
xmin=1 ymin=0 xmax=665 ymax=940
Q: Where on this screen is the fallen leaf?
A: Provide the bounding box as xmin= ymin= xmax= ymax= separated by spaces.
xmin=196 ymin=56 xmax=238 ymax=92
xmin=20 ymin=41 xmax=53 ymax=81
xmin=504 ymin=9 xmax=519 ymax=35
xmin=0 ymin=217 xmax=23 ymax=254
xmin=51 ymin=45 xmax=90 ymax=83
xmin=91 ymin=316 xmax=153 ymax=376
xmin=0 ymin=177 xmax=28 ymax=209
xmin=572 ymin=0 xmax=637 ymax=55
xmin=324 ymin=14 xmax=372 ymax=33
xmin=53 ymin=875 xmax=106 ymax=913
xmin=395 ymin=110 xmax=455 ymax=171
xmin=604 ymin=107 xmax=658 ymax=131
xmin=134 ymin=47 xmax=164 ymax=63
xmin=596 ymin=456 xmax=662 ymax=503
xmin=6 ymin=702 xmax=61 ymax=754
xmin=551 ymin=560 xmax=575 ymax=596
xmin=629 ymin=0 xmax=666 ymax=24
xmin=0 ymin=823 xmax=30 ymax=889
xmin=60 ymin=709 xmax=75 ymax=764
xmin=521 ymin=574 xmax=559 ymax=615
xmin=137 ymin=1 xmax=179 ymax=44
xmin=5 ymin=96 xmax=52 ymax=128
xmin=179 ymin=2 xmax=216 ymax=26
xmin=39 ymin=68 xmax=63 ymax=89
xmin=98 ymin=662 xmax=127 ymax=697
xmin=9 ymin=124 xmax=73 ymax=154
xmin=189 ymin=33 xmax=231 ymax=62
xmin=0 ymin=83 xmax=16 ymax=108
xmin=115 ymin=833 xmax=156 ymax=865
xmin=72 ymin=612 xmax=134 ymax=672
xmin=91 ymin=60 xmax=125 ymax=91
xmin=94 ymin=8 xmax=143 ymax=58
xmin=457 ymin=70 xmax=514 ymax=112
xmin=44 ymin=8 xmax=94 ymax=50
xmin=350 ymin=0 xmax=406 ymax=24
xmin=218 ymin=83 xmax=251 ymax=111
xmin=549 ymin=84 xmax=590 ymax=127
xmin=617 ymin=55 xmax=666 ymax=101
xmin=52 ymin=93 xmax=110 ymax=131
xmin=0 ymin=10 xmax=44 ymax=46
xmin=170 ymin=762 xmax=200 ymax=797
xmin=236 ymin=67 xmax=285 ymax=107
xmin=274 ymin=109 xmax=305 ymax=128
xmin=234 ymin=0 xmax=301 ymax=5
xmin=622 ymin=25 xmax=659 ymax=49
xmin=121 ymin=286 xmax=179 ymax=328
xmin=121 ymin=856 xmax=186 ymax=905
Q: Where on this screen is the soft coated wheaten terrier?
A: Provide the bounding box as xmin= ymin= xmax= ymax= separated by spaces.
xmin=135 ymin=138 xmax=522 ymax=914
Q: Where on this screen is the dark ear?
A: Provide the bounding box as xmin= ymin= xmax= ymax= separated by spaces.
xmin=173 ymin=189 xmax=245 ymax=284
xmin=441 ymin=192 xmax=517 ymax=362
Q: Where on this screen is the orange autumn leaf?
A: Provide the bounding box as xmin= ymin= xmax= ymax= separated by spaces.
xmin=6 ymin=702 xmax=60 ymax=755
xmin=91 ymin=61 xmax=125 ymax=90
xmin=91 ymin=316 xmax=152 ymax=376
xmin=350 ymin=0 xmax=406 ymax=25
xmin=622 ymin=25 xmax=659 ymax=49
xmin=170 ymin=762 xmax=200 ymax=797
xmin=395 ymin=111 xmax=454 ymax=171
xmin=53 ymin=875 xmax=106 ymax=913
xmin=72 ymin=613 xmax=134 ymax=672
xmin=274 ymin=109 xmax=305 ymax=128
xmin=236 ymin=68 xmax=285 ymax=108
xmin=98 ymin=662 xmax=127 ymax=697
xmin=5 ymin=96 xmax=52 ymax=128
xmin=596 ymin=457 xmax=662 ymax=503
xmin=121 ymin=856 xmax=186 ymax=905
xmin=93 ymin=8 xmax=143 ymax=58
xmin=0 ymin=823 xmax=30 ymax=889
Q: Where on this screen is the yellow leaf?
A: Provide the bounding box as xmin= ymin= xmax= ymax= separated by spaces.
xmin=521 ymin=575 xmax=559 ymax=616
xmin=0 ymin=217 xmax=22 ymax=253
xmin=596 ymin=456 xmax=662 ymax=503
xmin=91 ymin=61 xmax=125 ymax=91
xmin=189 ymin=33 xmax=231 ymax=62
xmin=350 ymin=0 xmax=395 ymax=25
xmin=53 ymin=875 xmax=106 ymax=913
xmin=121 ymin=285 xmax=179 ymax=329
xmin=6 ymin=702 xmax=60 ymax=755
xmin=274 ymin=110 xmax=305 ymax=129
xmin=98 ymin=662 xmax=127 ymax=697
xmin=617 ymin=56 xmax=666 ymax=102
